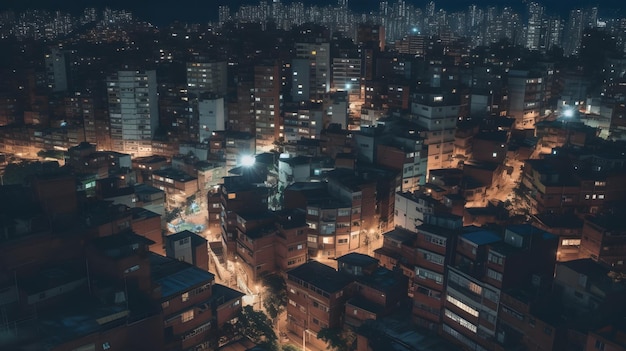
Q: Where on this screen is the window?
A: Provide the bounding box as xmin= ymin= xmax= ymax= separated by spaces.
xmin=182 ymin=292 xmax=189 ymax=302
xmin=483 ymin=288 xmax=499 ymax=303
xmin=338 ymin=209 xmax=351 ymax=217
xmin=162 ymin=301 xmax=169 ymax=309
xmin=102 ymin=342 xmax=111 ymax=350
xmin=488 ymin=252 xmax=504 ymax=265
xmin=308 ymin=235 xmax=317 ymax=243
xmin=415 ymin=268 xmax=443 ymax=284
xmin=562 ymin=239 xmax=581 ymax=246
xmin=444 ymin=309 xmax=477 ymax=333
xmin=419 ymin=249 xmax=445 ymax=265
xmin=338 ymin=239 xmax=348 ymax=244
xmin=424 ymin=234 xmax=446 ymax=247
xmin=182 ymin=310 xmax=194 ymax=323
xmin=307 ymin=208 xmax=319 ymax=216
xmin=469 ymin=281 xmax=482 ymax=295
xmin=446 ymin=295 xmax=479 ymax=317
xmin=487 ymin=269 xmax=503 ymax=282
xmin=595 ymin=340 xmax=605 ymax=351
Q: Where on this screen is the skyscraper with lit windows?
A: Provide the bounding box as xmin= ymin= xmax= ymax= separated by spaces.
xmin=107 ymin=70 xmax=159 ymax=157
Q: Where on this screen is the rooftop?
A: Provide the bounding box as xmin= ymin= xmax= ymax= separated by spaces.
xmin=152 ymin=168 xmax=197 ymax=182
xmin=133 ymin=183 xmax=164 ymax=195
xmin=130 ymin=206 xmax=160 ymax=220
xmin=279 ymin=155 xmax=311 ymax=166
xmin=337 ymin=252 xmax=379 ymax=267
xmin=166 ymin=230 xmax=207 ymax=247
xmin=150 ymin=253 xmax=215 ymax=299
xmin=287 ymin=260 xmax=353 ymax=294
xmin=384 ymin=228 xmax=417 ymax=245
xmin=348 ymin=296 xmax=385 ymax=315
xmin=89 ymin=231 xmax=155 ymax=259
xmin=461 ymin=230 xmax=501 ymax=246
xmin=354 ymin=266 xmax=405 ymax=293
xmin=211 ymin=283 xmax=245 ymax=307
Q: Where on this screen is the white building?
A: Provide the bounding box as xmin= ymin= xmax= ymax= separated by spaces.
xmin=410 ymin=92 xmax=458 ymax=173
xmin=198 ymin=95 xmax=226 ymax=143
xmin=394 ymin=191 xmax=438 ymax=231
xmin=107 ymin=70 xmax=159 ymax=157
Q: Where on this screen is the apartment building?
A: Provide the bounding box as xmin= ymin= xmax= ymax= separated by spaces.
xmin=442 ymin=225 xmax=557 ymax=351
xmin=286 ymin=261 xmax=353 ymax=350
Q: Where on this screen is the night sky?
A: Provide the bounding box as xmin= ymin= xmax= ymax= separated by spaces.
xmin=0 ymin=0 xmax=624 ymax=25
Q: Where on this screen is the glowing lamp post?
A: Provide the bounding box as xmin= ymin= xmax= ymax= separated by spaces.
xmin=240 ymin=155 xmax=256 ymax=167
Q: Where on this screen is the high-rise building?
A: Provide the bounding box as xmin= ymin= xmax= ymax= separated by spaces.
xmin=410 ymin=91 xmax=459 ymax=174
xmin=564 ymin=9 xmax=585 ymax=56
xmin=525 ymin=2 xmax=544 ymax=51
xmin=295 ymin=42 xmax=331 ymax=99
xmin=442 ymin=225 xmax=557 ymax=351
xmin=44 ymin=48 xmax=69 ymax=92
xmin=507 ymin=69 xmax=543 ymax=130
xmin=186 ymin=60 xmax=228 ymax=96
xmin=254 ymin=62 xmax=282 ymax=152
xmin=332 ymin=57 xmax=361 ymax=96
xmin=107 ymin=70 xmax=159 ymax=157
xmin=291 ymin=58 xmax=310 ymax=102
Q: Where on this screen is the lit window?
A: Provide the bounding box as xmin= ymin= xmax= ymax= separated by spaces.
xmin=181 ymin=310 xmax=194 ymax=323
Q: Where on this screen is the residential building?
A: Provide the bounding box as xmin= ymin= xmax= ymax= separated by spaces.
xmin=106 ymin=70 xmax=159 ymax=157
xmin=186 ymin=60 xmax=228 ymax=96
xmin=286 ymin=261 xmax=353 ymax=350
xmin=165 ymin=230 xmax=209 ymax=270
xmin=254 ymin=62 xmax=281 ymax=152
xmin=580 ymin=212 xmax=626 ymax=272
xmin=151 ymin=168 xmax=199 ymax=210
xmin=410 ymin=91 xmax=459 ymax=174
xmin=442 ymin=225 xmax=557 ymax=351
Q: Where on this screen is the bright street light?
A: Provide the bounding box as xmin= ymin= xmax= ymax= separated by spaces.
xmin=562 ymin=106 xmax=574 ymax=118
xmin=241 ymin=155 xmax=255 ymax=167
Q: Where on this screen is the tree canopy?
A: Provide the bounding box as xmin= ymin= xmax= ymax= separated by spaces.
xmin=238 ymin=305 xmax=277 ymax=345
xmin=262 ymin=274 xmax=287 ymax=321
xmin=317 ymin=327 xmax=356 ymax=351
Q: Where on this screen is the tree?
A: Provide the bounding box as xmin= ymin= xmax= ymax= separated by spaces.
xmin=164 ymin=207 xmax=181 ymax=223
xmin=262 ymin=274 xmax=287 ymax=321
xmin=317 ymin=327 xmax=356 ymax=351
xmin=238 ymin=305 xmax=277 ymax=345
xmin=281 ymin=345 xmax=301 ymax=351
xmin=2 ymin=161 xmax=61 ymax=185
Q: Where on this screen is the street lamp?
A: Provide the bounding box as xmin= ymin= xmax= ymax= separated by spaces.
xmin=562 ymin=107 xmax=574 ymax=118
xmin=240 ymin=155 xmax=256 ymax=167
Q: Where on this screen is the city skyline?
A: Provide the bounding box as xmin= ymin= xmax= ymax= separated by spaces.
xmin=1 ymin=0 xmax=626 ymax=350
xmin=1 ymin=0 xmax=625 ymax=25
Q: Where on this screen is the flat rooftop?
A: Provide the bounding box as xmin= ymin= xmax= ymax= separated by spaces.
xmin=287 ymin=260 xmax=352 ymax=294
xmin=150 ymin=253 xmax=215 ymax=299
